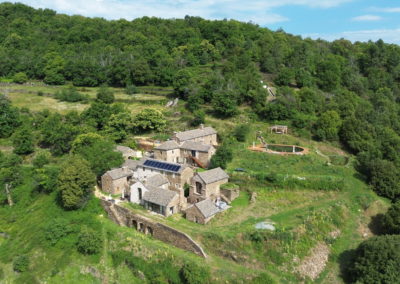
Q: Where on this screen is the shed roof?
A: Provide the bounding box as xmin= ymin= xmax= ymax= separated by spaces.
xmin=143 ymin=187 xmax=177 ymax=207
xmin=115 ymin=145 xmax=135 ymax=154
xmin=145 ymin=174 xmax=169 ymax=187
xmin=194 ymin=167 xmax=229 ymax=184
xmin=105 ymin=167 xmax=133 ymax=180
xmin=195 ymin=199 xmax=220 ymax=218
xmin=122 ymin=159 xmax=140 ymax=170
xmin=154 ymin=140 xmax=180 ymax=151
xmin=175 ymin=126 xmax=217 ymax=142
xmin=180 ymin=141 xmax=212 ymax=152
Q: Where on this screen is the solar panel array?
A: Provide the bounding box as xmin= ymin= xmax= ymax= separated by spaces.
xmin=143 ymin=160 xmax=181 ymax=172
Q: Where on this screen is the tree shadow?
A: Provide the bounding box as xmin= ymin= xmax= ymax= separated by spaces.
xmin=338 ymin=248 xmax=357 ymax=284
xmin=368 ymin=213 xmax=385 ymax=235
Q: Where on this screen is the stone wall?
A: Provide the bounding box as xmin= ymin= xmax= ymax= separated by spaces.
xmin=101 ymin=200 xmax=207 ymax=258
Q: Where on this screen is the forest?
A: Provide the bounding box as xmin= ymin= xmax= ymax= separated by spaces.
xmin=1 ymin=2 xmax=400 ymax=283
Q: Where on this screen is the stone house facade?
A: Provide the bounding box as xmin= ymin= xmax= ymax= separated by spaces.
xmin=188 ymin=167 xmax=229 ymax=203
xmin=143 ymin=186 xmax=180 ymax=217
xmin=101 ymin=167 xmax=134 ymax=195
xmin=133 ymin=158 xmax=193 ymax=210
xmin=154 ymin=140 xmax=216 ymax=168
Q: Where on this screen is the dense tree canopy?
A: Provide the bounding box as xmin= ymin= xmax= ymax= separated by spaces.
xmin=57 ymin=156 xmax=96 ymax=210
xmin=348 ymin=235 xmax=400 ymax=284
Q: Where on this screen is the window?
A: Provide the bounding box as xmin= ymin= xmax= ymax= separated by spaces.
xmin=195 ymin=182 xmax=202 ymax=194
xmin=175 ymin=183 xmax=180 ymax=189
xmin=138 ymin=188 xmax=142 ymax=200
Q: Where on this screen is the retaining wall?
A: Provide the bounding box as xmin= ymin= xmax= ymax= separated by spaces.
xmin=101 ymin=200 xmax=206 ymax=258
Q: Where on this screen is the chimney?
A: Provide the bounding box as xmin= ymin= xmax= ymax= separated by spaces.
xmin=200 ymin=124 xmax=204 ymax=130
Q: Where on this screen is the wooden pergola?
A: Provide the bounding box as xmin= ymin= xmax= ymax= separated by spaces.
xmin=269 ymin=125 xmax=288 ymax=134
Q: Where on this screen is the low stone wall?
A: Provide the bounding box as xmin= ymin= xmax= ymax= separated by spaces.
xmin=101 ymin=200 xmax=207 ymax=258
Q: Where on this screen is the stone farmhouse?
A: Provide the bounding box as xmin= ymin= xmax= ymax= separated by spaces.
xmin=154 ymin=125 xmax=217 ymax=168
xmin=172 ymin=124 xmax=218 ymax=146
xmin=154 ymin=140 xmax=216 ymax=168
xmin=101 ymin=167 xmax=133 ymax=195
xmin=188 ymin=167 xmax=229 ymax=203
xmin=101 ymin=126 xmax=237 ymax=224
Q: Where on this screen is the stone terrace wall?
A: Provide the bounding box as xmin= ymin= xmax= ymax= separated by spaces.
xmin=101 ymin=200 xmax=207 ymax=258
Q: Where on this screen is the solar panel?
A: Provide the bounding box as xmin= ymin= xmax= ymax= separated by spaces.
xmin=143 ymin=160 xmax=181 ymax=172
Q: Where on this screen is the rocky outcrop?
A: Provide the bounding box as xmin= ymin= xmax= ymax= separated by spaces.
xmin=101 ymin=200 xmax=207 ymax=258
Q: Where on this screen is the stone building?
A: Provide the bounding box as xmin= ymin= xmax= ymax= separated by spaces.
xmin=134 ymin=158 xmax=194 ymax=209
xmin=153 ymin=140 xmax=181 ymax=164
xmin=115 ymin=145 xmax=142 ymax=160
xmin=154 ymin=140 xmax=216 ymax=168
xmin=143 ymin=186 xmax=180 ymax=217
xmin=188 ymin=167 xmax=229 ymax=203
xmin=172 ymin=124 xmax=218 ymax=146
xmin=185 ymin=199 xmax=220 ymax=224
xmin=130 ymin=174 xmax=169 ymax=205
xmin=101 ymin=167 xmax=134 ymax=195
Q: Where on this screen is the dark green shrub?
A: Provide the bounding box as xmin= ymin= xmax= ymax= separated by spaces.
xmin=180 ymin=262 xmax=211 ymax=284
xmin=125 ymin=84 xmax=138 ymax=95
xmin=210 ymin=143 xmax=233 ymax=169
xmin=191 ymin=110 xmax=205 ymax=127
xmin=348 ymin=235 xmax=400 ymax=283
xmin=12 ymin=72 xmax=28 ymax=84
xmin=54 ymin=87 xmax=87 ymax=102
xmin=13 ymin=255 xmax=29 ymax=272
xmin=12 ymin=126 xmax=34 ymax=155
xmin=96 ymin=86 xmax=114 ymax=104
xmin=233 ymin=124 xmax=250 ymax=142
xmin=77 ymin=227 xmax=102 ymax=255
xmin=381 ymin=201 xmax=400 ymax=234
xmin=44 ymin=218 xmax=72 ymax=245
xmin=32 ymin=151 xmax=51 ymax=168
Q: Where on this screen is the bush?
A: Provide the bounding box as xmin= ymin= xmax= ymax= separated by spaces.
xmin=13 ymin=255 xmax=29 ymax=272
xmin=125 ymin=84 xmax=138 ymax=95
xmin=33 ymin=151 xmax=51 ymax=168
xmin=180 ymin=262 xmax=211 ymax=284
xmin=369 ymin=159 xmax=400 ymax=201
xmin=77 ymin=227 xmax=102 ymax=255
xmin=44 ymin=218 xmax=73 ymax=245
xmin=12 ymin=126 xmax=34 ymax=155
xmin=381 ymin=201 xmax=400 ymax=234
xmin=12 ymin=72 xmax=28 ymax=84
xmin=96 ymin=86 xmax=114 ymax=104
xmin=191 ymin=110 xmax=205 ymax=127
xmin=347 ymin=235 xmax=400 ymax=283
xmin=54 ymin=87 xmax=87 ymax=102
xmin=233 ymin=124 xmax=250 ymax=142
xmin=210 ymin=143 xmax=233 ymax=169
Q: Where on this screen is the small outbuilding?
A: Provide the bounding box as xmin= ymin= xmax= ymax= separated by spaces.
xmin=101 ymin=167 xmax=133 ymax=195
xmin=143 ymin=187 xmax=179 ymax=216
xmin=269 ymin=125 xmax=288 ymax=134
xmin=115 ymin=145 xmax=142 ymax=160
xmin=189 ymin=167 xmax=229 ymax=203
xmin=185 ymin=199 xmax=220 ymax=224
